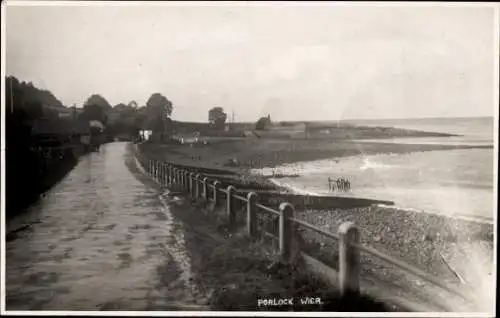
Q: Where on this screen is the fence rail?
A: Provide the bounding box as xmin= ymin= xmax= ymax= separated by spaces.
xmin=255 ymin=203 xmax=281 ymax=216
xmin=132 ymin=145 xmax=473 ymax=309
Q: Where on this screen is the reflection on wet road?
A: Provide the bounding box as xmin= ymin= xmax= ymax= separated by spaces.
xmin=5 ymin=142 xmax=207 ymax=310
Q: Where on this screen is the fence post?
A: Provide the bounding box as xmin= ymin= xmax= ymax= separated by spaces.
xmin=184 ymin=171 xmax=189 ymax=192
xmin=226 ymin=185 xmax=236 ymax=227
xmin=169 ymin=165 xmax=174 ymax=186
xmin=203 ymin=177 xmax=208 ymax=201
xmin=163 ymin=163 xmax=167 ymax=186
xmin=157 ymin=161 xmax=161 ymax=182
xmin=180 ymin=170 xmax=185 ymax=189
xmin=158 ymin=162 xmax=161 ymax=183
xmin=166 ymin=165 xmax=171 ymax=186
xmin=154 ymin=161 xmax=158 ymax=181
xmin=156 ymin=161 xmax=161 ymax=183
xmin=171 ymin=167 xmax=176 ymax=186
xmin=247 ymin=192 xmax=257 ymax=237
xmin=279 ymin=202 xmax=295 ymax=263
xmin=338 ymin=221 xmax=360 ymax=296
xmin=180 ymin=170 xmax=184 ymax=190
xmin=163 ymin=164 xmax=167 ymax=185
xmin=177 ymin=169 xmax=181 ymax=188
xmin=159 ymin=162 xmax=162 ymax=183
xmin=178 ymin=168 xmax=182 ymax=187
xmin=160 ymin=162 xmax=164 ymax=184
xmin=161 ymin=162 xmax=167 ymax=186
xmin=190 ymin=173 xmax=196 ymax=197
xmin=183 ymin=170 xmax=187 ymax=190
xmin=195 ymin=174 xmax=201 ymax=200
xmin=188 ymin=172 xmax=192 ymax=197
xmin=213 ymin=181 xmax=220 ymax=206
xmin=152 ymin=160 xmax=156 ymax=180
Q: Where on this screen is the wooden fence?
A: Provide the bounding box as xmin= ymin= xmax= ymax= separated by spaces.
xmin=133 ymin=146 xmax=474 ymax=311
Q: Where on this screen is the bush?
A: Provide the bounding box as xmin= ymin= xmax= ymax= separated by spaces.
xmin=256 ymin=116 xmax=272 ymax=130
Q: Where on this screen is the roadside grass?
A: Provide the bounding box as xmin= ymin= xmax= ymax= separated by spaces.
xmin=165 ymin=193 xmax=392 ymax=312
xmin=202 ymin=230 xmax=392 ymax=312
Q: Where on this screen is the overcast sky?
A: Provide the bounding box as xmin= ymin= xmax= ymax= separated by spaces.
xmin=5 ymin=2 xmax=498 ymax=122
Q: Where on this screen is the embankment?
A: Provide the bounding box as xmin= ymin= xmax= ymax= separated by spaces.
xmin=5 ymin=141 xmax=88 ymax=221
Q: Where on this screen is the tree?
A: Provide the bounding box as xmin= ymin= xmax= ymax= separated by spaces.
xmin=113 ymin=103 xmax=128 ymax=111
xmin=84 ymin=94 xmax=112 ymax=110
xmin=145 ymin=93 xmax=173 ymax=141
xmin=80 ymin=103 xmax=108 ymax=124
xmin=255 ymin=114 xmax=272 ymax=130
xmin=5 ymin=76 xmax=63 ymax=117
xmin=128 ymin=100 xmax=138 ymax=108
xmin=134 ymin=112 xmax=149 ymax=130
xmin=146 ymin=93 xmax=172 ymax=119
xmin=208 ymin=107 xmax=227 ymax=130
xmin=80 ymin=94 xmax=112 ymax=127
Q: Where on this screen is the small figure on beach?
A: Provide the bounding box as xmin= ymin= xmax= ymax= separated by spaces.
xmin=336 ymin=178 xmax=342 ymax=191
xmin=328 ymin=177 xmax=351 ymax=192
xmin=328 ymin=177 xmax=335 ymax=191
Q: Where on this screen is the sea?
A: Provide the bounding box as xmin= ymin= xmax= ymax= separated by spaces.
xmin=253 ymin=117 xmax=496 ymax=223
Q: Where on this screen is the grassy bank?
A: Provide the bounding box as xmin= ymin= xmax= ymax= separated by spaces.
xmin=163 ymin=189 xmax=394 ymax=311
xmin=5 ymin=142 xmax=84 ymax=221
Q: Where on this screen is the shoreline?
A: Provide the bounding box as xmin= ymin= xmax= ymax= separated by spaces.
xmin=266 ymin=175 xmax=493 ymax=225
xmin=138 ymin=139 xmax=493 ymax=224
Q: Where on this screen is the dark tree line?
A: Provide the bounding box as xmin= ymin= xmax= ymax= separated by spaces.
xmin=5 ymin=76 xmax=78 ymax=217
xmin=4 ymin=76 xmax=177 ymax=216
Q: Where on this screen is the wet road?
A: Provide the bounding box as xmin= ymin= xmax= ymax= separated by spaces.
xmin=5 ymin=142 xmax=208 ymax=311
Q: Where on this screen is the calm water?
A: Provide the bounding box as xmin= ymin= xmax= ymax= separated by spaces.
xmin=255 ymin=117 xmax=495 ymax=221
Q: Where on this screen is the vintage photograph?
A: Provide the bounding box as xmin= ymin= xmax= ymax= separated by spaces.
xmin=1 ymin=1 xmax=497 ymax=315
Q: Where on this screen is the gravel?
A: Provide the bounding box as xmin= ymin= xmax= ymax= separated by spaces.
xmin=293 ymin=205 xmax=494 ymax=311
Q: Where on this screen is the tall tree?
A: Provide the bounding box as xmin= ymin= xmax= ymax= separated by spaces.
xmin=80 ymin=94 xmax=111 ymax=124
xmin=146 ymin=93 xmax=172 ymax=117
xmin=145 ymin=93 xmax=173 ymax=135
xmin=84 ymin=94 xmax=112 ymax=110
xmin=208 ymin=107 xmax=227 ymax=130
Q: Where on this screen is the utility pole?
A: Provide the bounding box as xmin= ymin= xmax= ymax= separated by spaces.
xmin=9 ymin=77 xmax=14 ymax=114
xmin=231 ymin=109 xmax=235 ymax=130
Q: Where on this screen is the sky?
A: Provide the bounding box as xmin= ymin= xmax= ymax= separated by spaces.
xmin=4 ymin=2 xmax=499 ymax=122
